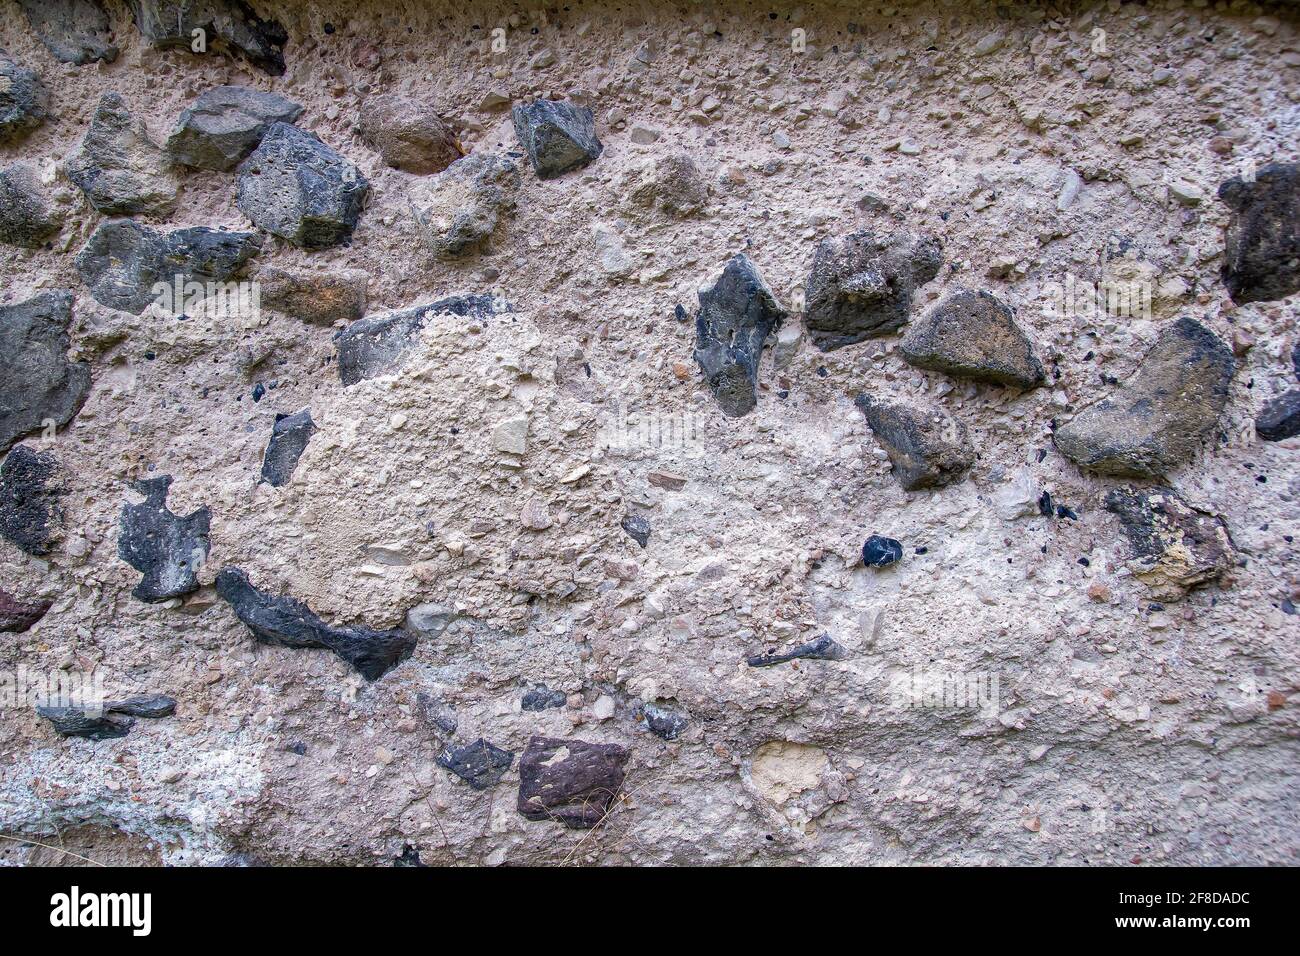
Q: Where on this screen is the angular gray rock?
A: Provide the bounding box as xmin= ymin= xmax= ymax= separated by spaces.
xmin=620 ymin=513 xmax=650 ymax=548
xmin=0 ymin=292 xmax=90 ymax=454
xmin=39 ymin=694 xmax=177 ymax=740
xmin=692 ymin=254 xmax=787 ymax=417
xmin=1105 ymin=487 xmax=1237 ymax=599
xmin=260 ymin=409 xmax=315 ymax=486
xmin=76 ymin=219 xmax=262 ymax=315
xmin=127 ymin=0 xmax=288 ymax=76
xmin=118 ymin=476 xmax=210 ymax=603
xmin=856 ymin=394 xmax=975 ymax=491
xmin=0 ymin=586 xmax=51 ymax=632
xmin=236 ymin=123 xmax=370 ymax=249
xmin=215 ymin=567 xmax=417 ymax=681
xmin=746 ymin=633 xmax=845 ymax=668
xmin=256 ymin=266 xmax=368 ymax=325
xmin=805 ymin=231 xmax=943 ymax=351
xmin=0 ymin=163 xmax=62 ymax=248
xmin=165 ymin=85 xmax=303 ymax=171
xmin=1256 ymin=390 xmax=1300 ymax=442
xmin=517 ymin=736 xmax=629 ymax=828
xmin=64 ymin=92 xmax=179 ymax=217
xmin=900 ymin=289 xmax=1045 ymax=389
xmin=511 ymin=100 xmax=603 ymax=179
xmin=521 ymin=685 xmax=566 ymax=711
xmin=436 ymin=739 xmax=514 ymax=790
xmin=408 ymin=153 xmax=520 ymax=259
xmin=1218 ymin=162 xmax=1299 ymax=305
xmin=637 ymin=702 xmax=687 ymax=740
xmin=627 ymin=153 xmax=708 ymax=218
xmin=1054 ymin=317 xmax=1235 ymax=478
xmin=335 ymin=294 xmax=513 ymax=386
xmin=17 ymin=0 xmax=119 ymax=65
xmin=359 ymin=97 xmax=462 ymax=174
xmin=0 ymin=445 xmax=63 ymax=556
xmin=0 ymin=56 xmax=49 ymax=144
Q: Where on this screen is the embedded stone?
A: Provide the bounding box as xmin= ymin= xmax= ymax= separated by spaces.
xmin=408 ymin=153 xmax=520 ymax=259
xmin=0 ymin=56 xmax=48 ymax=144
xmin=805 ymin=231 xmax=942 ymax=351
xmin=127 ymin=0 xmax=288 ymax=76
xmin=0 ymin=446 xmax=62 ymax=556
xmin=746 ymin=634 xmax=845 ymax=668
xmin=255 ymin=266 xmax=368 ymax=326
xmin=359 ymin=97 xmax=463 ymax=174
xmin=900 ymin=289 xmax=1045 ymax=388
xmin=620 ymin=514 xmax=650 ymax=548
xmin=511 ymin=100 xmax=603 ymax=179
xmin=1256 ymin=390 xmax=1300 ymax=442
xmin=215 ymin=566 xmax=417 ymax=680
xmin=856 ymin=394 xmax=974 ymax=491
xmin=236 ymin=123 xmax=370 ymax=249
xmin=65 ymin=92 xmax=179 ymax=217
xmin=1053 ymin=317 xmax=1235 ymax=478
xmin=165 ymin=85 xmax=303 ymax=171
xmin=1218 ymin=162 xmax=1300 ymax=305
xmin=17 ymin=0 xmax=119 ymax=65
xmin=627 ymin=152 xmax=708 ymax=218
xmin=0 ymin=586 xmax=51 ymax=632
xmin=75 ymin=219 xmax=262 ymax=315
xmin=521 ymin=685 xmax=566 ymax=711
xmin=0 ymin=163 xmax=63 ymax=248
xmin=436 ymin=738 xmax=514 ymax=790
xmin=1105 ymin=487 xmax=1237 ymax=599
xmin=118 ymin=476 xmax=210 ymax=603
xmin=693 ymin=254 xmax=787 ymax=417
xmin=0 ymin=292 xmax=90 ymax=454
xmin=38 ymin=694 xmax=176 ymax=740
xmin=862 ymin=534 xmax=904 ymax=567
xmin=637 ymin=703 xmax=687 ymax=740
xmin=260 ymin=409 xmax=315 ymax=487
xmin=517 ymin=736 xmax=629 ymax=828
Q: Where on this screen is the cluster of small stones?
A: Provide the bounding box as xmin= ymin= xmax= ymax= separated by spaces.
xmin=0 ymin=0 xmax=1297 ymax=862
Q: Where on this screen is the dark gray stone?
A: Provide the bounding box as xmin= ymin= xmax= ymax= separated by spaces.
xmin=260 ymin=409 xmax=315 ymax=486
xmin=621 ymin=514 xmax=650 ymax=548
xmin=65 ymin=92 xmax=178 ymax=217
xmin=165 ymin=85 xmax=303 ymax=171
xmin=127 ymin=0 xmax=288 ymax=76
xmin=106 ymin=693 xmax=177 ymax=718
xmin=1054 ymin=317 xmax=1235 ymax=478
xmin=236 ymin=122 xmax=369 ymax=249
xmin=1256 ymin=389 xmax=1300 ymax=442
xmin=0 ymin=292 xmax=90 ymax=454
xmin=1105 ymin=487 xmax=1236 ymax=599
xmin=0 ymin=56 xmax=48 ymax=144
xmin=0 ymin=446 xmax=62 ymax=556
xmin=511 ymin=100 xmax=602 ymax=179
xmin=38 ymin=694 xmax=176 ymax=739
xmin=335 ymin=294 xmax=512 ymax=386
xmin=521 ymin=685 xmax=566 ymax=711
xmin=856 ymin=394 xmax=974 ymax=491
xmin=75 ymin=219 xmax=262 ymax=315
xmin=417 ymin=692 xmax=458 ymax=736
xmin=17 ymin=0 xmax=119 ymax=65
xmin=862 ymin=535 xmax=903 ymax=567
xmin=436 ymin=738 xmax=514 ymax=790
xmin=637 ymin=702 xmax=687 ymax=740
xmin=1292 ymin=340 xmax=1299 ymax=380
xmin=409 ymin=153 xmax=520 ymax=259
xmin=746 ymin=633 xmax=845 ymax=668
xmin=0 ymin=163 xmax=62 ymax=248
xmin=1218 ymin=163 xmax=1300 ymax=305
xmin=900 ymin=289 xmax=1045 ymax=388
xmin=693 ymin=254 xmax=787 ymax=418
xmin=215 ymin=566 xmax=417 ymax=681
xmin=118 ymin=476 xmax=210 ymax=603
xmin=0 ymin=586 xmax=51 ymax=632
xmin=804 ymin=231 xmax=942 ymax=351
xmin=517 ymin=736 xmax=629 ymax=828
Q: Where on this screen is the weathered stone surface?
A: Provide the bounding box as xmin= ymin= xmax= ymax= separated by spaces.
xmin=620 ymin=514 xmax=650 ymax=548
xmin=118 ymin=476 xmax=210 ymax=603
xmin=900 ymin=289 xmax=1045 ymax=388
xmin=127 ymin=0 xmax=288 ymax=76
xmin=637 ymin=703 xmax=687 ymax=740
xmin=65 ymin=92 xmax=179 ymax=217
xmin=0 ymin=292 xmax=90 ymax=455
xmin=693 ymin=254 xmax=786 ymax=417
xmin=408 ymin=153 xmax=519 ymax=258
xmin=805 ymin=231 xmax=942 ymax=351
xmin=1218 ymin=163 xmax=1300 ymax=305
xmin=165 ymin=86 xmax=303 ymax=171
xmin=436 ymin=738 xmax=514 ymax=790
xmin=1105 ymin=487 xmax=1237 ymax=599
xmin=236 ymin=123 xmax=369 ymax=249
xmin=75 ymin=219 xmax=261 ymax=315
xmin=521 ymin=685 xmax=566 ymax=711
xmin=747 ymin=634 xmax=845 ymax=668
xmin=517 ymin=736 xmax=629 ymax=828
xmin=107 ymin=693 xmax=177 ymax=718
xmin=1256 ymin=389 xmax=1300 ymax=442
xmin=627 ymin=153 xmax=708 ymax=218
xmin=0 ymin=446 xmax=62 ymax=556
xmin=17 ymin=0 xmax=119 ymax=65
xmin=335 ymin=294 xmax=512 ymax=385
xmin=255 ymin=266 xmax=367 ymax=326
xmin=0 ymin=56 xmax=48 ymax=144
xmin=0 ymin=586 xmax=51 ymax=632
xmin=359 ymin=97 xmax=462 ymax=174
xmin=0 ymin=163 xmax=63 ymax=248
xmin=1054 ymin=317 xmax=1235 ymax=478
xmin=856 ymin=394 xmax=974 ymax=491
xmin=511 ymin=100 xmax=602 ymax=179
xmin=38 ymin=694 xmax=176 ymax=739
xmin=260 ymin=409 xmax=315 ymax=486
xmin=215 ymin=567 xmax=417 ymax=680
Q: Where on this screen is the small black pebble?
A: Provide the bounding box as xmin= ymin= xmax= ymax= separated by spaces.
xmin=1036 ymin=449 xmax=1047 ymax=463
xmin=324 ymin=23 xmax=335 ymax=34
xmin=252 ymin=382 xmax=265 ymax=402
xmin=1038 ymin=491 xmax=1053 ymax=516
xmin=1056 ymin=504 xmax=1078 ymax=520
xmin=144 ymin=351 xmax=156 ymax=361
xmin=862 ymin=535 xmax=903 ymax=568
xmin=674 ymin=304 xmax=688 ymax=322
xmin=915 ymin=546 xmax=928 ymax=554
xmin=816 ymin=366 xmax=828 ymax=378
xmin=1077 ymin=557 xmax=1090 ymax=566
xmin=1282 ymin=598 xmax=1297 ymax=615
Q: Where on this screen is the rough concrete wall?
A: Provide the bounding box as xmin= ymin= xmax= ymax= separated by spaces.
xmin=0 ymin=0 xmax=1297 ymax=865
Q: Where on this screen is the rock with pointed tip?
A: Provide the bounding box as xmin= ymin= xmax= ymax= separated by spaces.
xmin=512 ymin=100 xmax=602 ymax=179
xmin=517 ymin=736 xmax=629 ymax=828
xmin=260 ymin=409 xmax=315 ymax=486
xmin=0 ymin=163 xmax=63 ymax=248
xmin=0 ymin=586 xmax=52 ymax=632
xmin=437 ymin=739 xmax=514 ymax=790
xmin=1256 ymin=390 xmax=1300 ymax=442
xmin=165 ymin=86 xmax=303 ymax=171
xmin=856 ymin=394 xmax=974 ymax=491
xmin=900 ymin=289 xmax=1044 ymax=388
xmin=693 ymin=254 xmax=787 ymax=417
xmin=0 ymin=56 xmax=48 ymax=144
xmin=65 ymin=92 xmax=178 ymax=217
xmin=118 ymin=476 xmax=210 ymax=603
xmin=0 ymin=292 xmax=90 ymax=454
